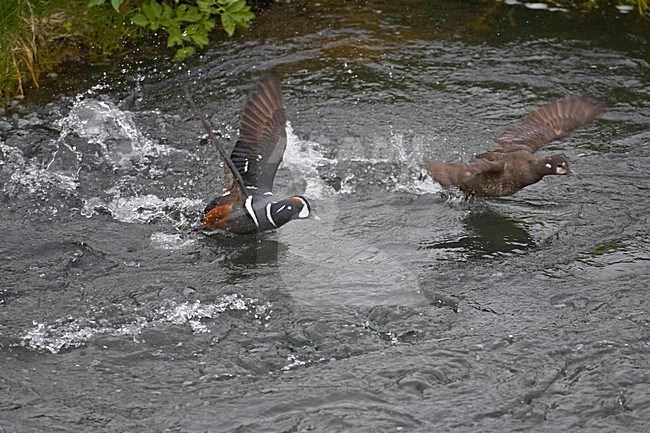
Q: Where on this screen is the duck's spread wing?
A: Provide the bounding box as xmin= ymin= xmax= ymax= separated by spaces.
xmin=493 ymin=96 xmax=604 ymax=153
xmin=184 ymin=85 xmax=249 ymax=203
xmin=424 ymin=158 xmax=503 ymax=187
xmin=228 ymin=74 xmax=287 ymax=194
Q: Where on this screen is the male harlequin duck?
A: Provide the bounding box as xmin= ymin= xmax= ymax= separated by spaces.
xmin=424 ymin=96 xmax=604 ymax=201
xmin=186 ymin=74 xmax=312 ymax=234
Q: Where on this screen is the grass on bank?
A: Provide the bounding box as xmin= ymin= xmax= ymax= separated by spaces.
xmin=0 ymin=0 xmax=133 ymax=100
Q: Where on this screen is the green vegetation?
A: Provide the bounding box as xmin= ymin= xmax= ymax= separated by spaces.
xmin=90 ymin=0 xmax=254 ymax=61
xmin=0 ymin=0 xmax=254 ymax=100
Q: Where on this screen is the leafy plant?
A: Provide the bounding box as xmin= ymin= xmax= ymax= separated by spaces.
xmin=88 ymin=0 xmax=254 ymax=60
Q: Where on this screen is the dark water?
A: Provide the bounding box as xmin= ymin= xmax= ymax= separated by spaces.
xmin=2 ymin=1 xmax=650 ymax=431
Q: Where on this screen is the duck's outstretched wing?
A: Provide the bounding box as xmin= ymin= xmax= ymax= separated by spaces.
xmin=493 ymin=96 xmax=604 ymax=153
xmin=424 ymin=158 xmax=503 ymax=188
xmin=184 ymin=86 xmax=249 ymax=205
xmin=229 ymin=74 xmax=287 ymax=194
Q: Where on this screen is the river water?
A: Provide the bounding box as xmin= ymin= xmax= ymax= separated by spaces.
xmin=1 ymin=1 xmax=649 ymax=431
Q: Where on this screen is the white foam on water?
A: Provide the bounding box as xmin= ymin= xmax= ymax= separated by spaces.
xmin=20 ymin=295 xmax=272 ymax=354
xmin=499 ymin=0 xmax=568 ymax=12
xmin=524 ymin=2 xmax=549 ymax=9
xmin=616 ymin=5 xmax=634 ymax=13
xmin=339 ymin=173 xmax=357 ymax=195
xmin=81 ymin=193 xmax=203 ymax=230
xmin=282 ymin=354 xmax=309 ymax=371
xmin=149 ymin=232 xmax=197 ymax=250
xmin=394 ymin=173 xmax=441 ymax=195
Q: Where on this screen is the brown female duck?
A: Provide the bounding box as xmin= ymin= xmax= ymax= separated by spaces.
xmin=424 ymin=96 xmax=604 ymax=201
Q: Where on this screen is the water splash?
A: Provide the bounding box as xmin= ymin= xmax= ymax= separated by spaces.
xmin=387 ymin=132 xmax=441 ymax=195
xmin=57 ymin=99 xmax=169 ymax=171
xmin=20 ymin=295 xmax=272 ymax=354
xmin=334 ymin=132 xmax=441 ymax=195
xmin=82 ymin=193 xmax=202 ymax=227
xmin=283 ymin=123 xmax=335 ymax=199
xmin=2 ymin=95 xmax=199 ymax=232
xmin=0 ymin=142 xmax=79 ymax=198
xmin=52 ymin=96 xmax=206 ymax=227
xmin=339 ymin=173 xmax=357 ymax=195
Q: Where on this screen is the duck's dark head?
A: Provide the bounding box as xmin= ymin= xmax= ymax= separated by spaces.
xmin=267 ymin=196 xmax=312 ymax=227
xmin=543 ymin=155 xmax=571 ymax=176
xmin=289 ymin=196 xmax=312 ymax=219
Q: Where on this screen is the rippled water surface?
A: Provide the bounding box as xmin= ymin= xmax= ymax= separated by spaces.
xmin=2 ymin=1 xmax=649 ymax=432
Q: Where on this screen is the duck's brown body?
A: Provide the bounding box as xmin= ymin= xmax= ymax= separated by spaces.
xmin=425 ymin=151 xmax=571 ymax=199
xmin=425 ymin=96 xmax=604 ymax=201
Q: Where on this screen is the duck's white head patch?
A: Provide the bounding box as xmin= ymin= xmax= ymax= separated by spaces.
xmin=290 ymin=196 xmax=311 ymax=219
